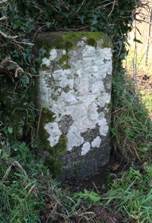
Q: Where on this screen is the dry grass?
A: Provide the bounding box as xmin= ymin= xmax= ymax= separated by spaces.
xmin=124 ymin=0 xmax=152 ymax=118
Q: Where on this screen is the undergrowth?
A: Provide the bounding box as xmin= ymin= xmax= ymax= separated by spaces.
xmin=112 ymin=70 xmax=152 ymax=161
xmin=1 ymin=0 xmax=152 ymax=223
xmin=0 ymin=142 xmax=49 ymax=222
xmin=0 ymin=142 xmax=106 ymax=223
xmin=102 ymin=165 xmax=152 ymax=223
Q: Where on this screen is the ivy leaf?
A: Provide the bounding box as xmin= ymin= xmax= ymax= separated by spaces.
xmin=7 ymin=127 xmax=13 ymax=134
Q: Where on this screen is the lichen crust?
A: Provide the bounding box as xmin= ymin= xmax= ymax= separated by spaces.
xmin=38 ymin=33 xmax=112 ymax=159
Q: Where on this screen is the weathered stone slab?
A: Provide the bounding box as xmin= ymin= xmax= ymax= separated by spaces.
xmin=37 ymin=32 xmax=112 ymax=180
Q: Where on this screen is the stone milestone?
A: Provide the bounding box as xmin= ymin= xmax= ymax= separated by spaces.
xmin=37 ymin=32 xmax=112 ymax=180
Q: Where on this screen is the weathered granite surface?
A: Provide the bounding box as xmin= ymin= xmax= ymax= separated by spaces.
xmin=37 ymin=32 xmax=112 ymax=180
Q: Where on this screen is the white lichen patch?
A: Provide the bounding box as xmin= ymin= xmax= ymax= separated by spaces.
xmin=91 ymin=136 xmax=102 ymax=148
xmin=42 ymin=57 xmax=51 ymax=67
xmin=81 ymin=142 xmax=91 ymax=156
xmin=49 ymin=48 xmax=58 ymax=60
xmin=99 ymin=118 xmax=109 ymax=136
xmin=39 ymin=39 xmax=112 ymax=155
xmin=44 ymin=122 xmax=62 ymax=147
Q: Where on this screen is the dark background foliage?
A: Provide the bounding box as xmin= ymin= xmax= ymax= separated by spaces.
xmin=2 ymin=1 xmax=151 ymax=222
xmin=0 ymin=0 xmax=140 ymax=153
xmin=1 ymin=0 xmax=139 ymax=59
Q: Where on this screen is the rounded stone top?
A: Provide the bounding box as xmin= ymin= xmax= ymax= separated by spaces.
xmin=36 ymin=32 xmax=112 ymax=50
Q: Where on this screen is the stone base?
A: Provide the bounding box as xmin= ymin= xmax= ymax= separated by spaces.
xmin=59 ymin=138 xmax=111 ymax=181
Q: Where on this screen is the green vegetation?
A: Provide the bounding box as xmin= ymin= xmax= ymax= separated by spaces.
xmin=1 ymin=0 xmax=152 ymax=223
xmin=102 ymin=166 xmax=152 ymax=223
xmin=0 ymin=143 xmax=45 ymax=223
xmin=74 ymin=189 xmax=101 ymax=204
xmin=37 ymin=32 xmax=112 ymax=50
xmin=140 ymin=91 xmax=152 ymax=116
xmin=111 ymin=71 xmax=152 ymax=161
xmin=125 ymin=36 xmax=152 ymax=118
xmin=37 ymin=108 xmax=67 ymax=175
xmin=0 ymin=0 xmax=140 ymax=153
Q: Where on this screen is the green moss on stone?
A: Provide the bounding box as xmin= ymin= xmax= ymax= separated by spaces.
xmin=59 ymin=54 xmax=68 ymax=64
xmin=38 ymin=107 xmax=67 ymax=176
xmin=58 ymin=54 xmax=71 ymax=69
xmin=86 ymin=38 xmax=97 ymax=47
xmin=41 ymin=108 xmax=55 ymax=123
xmin=38 ymin=108 xmax=55 ymax=149
xmin=46 ymin=135 xmax=67 ymax=176
xmin=36 ymin=32 xmax=112 ymax=51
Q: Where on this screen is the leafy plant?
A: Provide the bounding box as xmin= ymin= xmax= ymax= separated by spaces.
xmin=0 ymin=1 xmax=148 ymax=222
xmin=0 ymin=0 xmax=141 ymax=153
xmin=74 ymin=189 xmax=101 ymax=204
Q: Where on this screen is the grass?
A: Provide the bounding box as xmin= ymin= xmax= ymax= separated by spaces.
xmin=0 ymin=49 xmax=152 ymax=223
xmin=125 ymin=30 xmax=152 ymax=118
xmin=0 ymin=45 xmax=151 ymax=223
xmin=111 ymin=70 xmax=152 ymax=161
xmin=99 ymin=68 xmax=152 ymax=223
xmin=0 ymin=181 xmax=40 ymax=223
xmin=0 ymin=143 xmax=45 ymax=223
xmin=102 ymin=166 xmax=152 ymax=223
xmin=0 ymin=3 xmax=152 ymax=222
xmin=140 ymin=91 xmax=152 ymax=117
xmin=0 ymin=77 xmax=151 ymax=221
xmin=104 ymin=20 xmax=152 ymax=222
xmin=0 ymin=142 xmax=106 ymax=223
xmin=125 ymin=46 xmax=152 ymax=76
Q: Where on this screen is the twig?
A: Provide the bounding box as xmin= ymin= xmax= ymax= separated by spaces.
xmin=0 ymin=30 xmax=18 ymax=39
xmin=36 ymin=106 xmax=43 ymax=140
xmin=132 ymin=19 xmax=138 ymax=82
xmin=0 ymin=0 xmax=8 ymax=4
xmin=13 ymin=39 xmax=34 ymax=46
xmin=145 ymin=8 xmax=152 ymax=66
xmin=108 ymin=0 xmax=117 ymax=17
xmin=0 ymin=29 xmax=33 ymax=46
xmin=0 ymin=16 xmax=7 ymax=21
xmin=74 ymin=0 xmax=86 ymax=14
